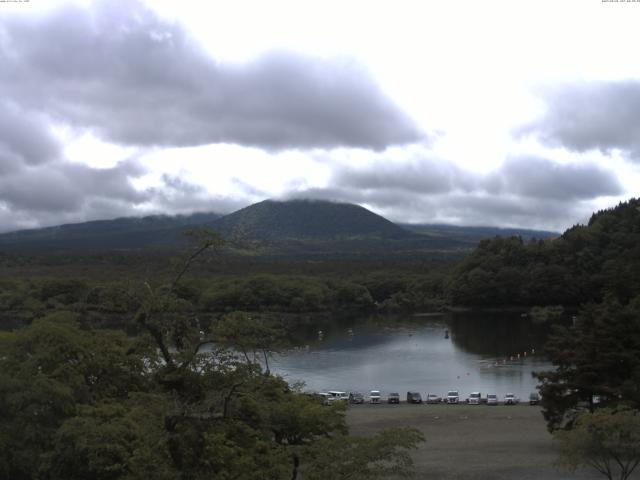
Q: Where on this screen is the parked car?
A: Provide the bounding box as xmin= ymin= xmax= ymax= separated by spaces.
xmin=504 ymin=393 xmax=519 ymax=405
xmin=369 ymin=390 xmax=381 ymax=404
xmin=446 ymin=390 xmax=459 ymax=404
xmin=387 ymin=392 xmax=400 ymax=404
xmin=328 ymin=391 xmax=349 ymax=403
xmin=528 ymin=392 xmax=540 ymax=405
xmin=467 ymin=392 xmax=482 ymax=405
xmin=407 ymin=391 xmax=423 ymax=404
xmin=319 ymin=392 xmax=331 ymax=405
xmin=349 ymin=392 xmax=365 ymax=404
xmin=486 ymin=393 xmax=498 ymax=406
xmin=426 ymin=393 xmax=442 ymax=404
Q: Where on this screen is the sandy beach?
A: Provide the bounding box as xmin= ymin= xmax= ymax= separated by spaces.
xmin=346 ymin=403 xmax=619 ymax=480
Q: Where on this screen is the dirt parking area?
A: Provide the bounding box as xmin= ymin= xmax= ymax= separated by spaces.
xmin=346 ymin=403 xmax=613 ymax=480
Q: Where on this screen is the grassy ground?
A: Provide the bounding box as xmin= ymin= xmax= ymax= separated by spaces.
xmin=346 ymin=403 xmax=613 ymax=480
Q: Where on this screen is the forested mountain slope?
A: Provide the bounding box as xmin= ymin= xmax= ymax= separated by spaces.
xmin=449 ymin=198 xmax=640 ymax=307
xmin=209 ymin=199 xmax=411 ymax=240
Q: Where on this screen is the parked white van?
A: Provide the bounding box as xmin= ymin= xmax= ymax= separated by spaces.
xmin=446 ymin=390 xmax=459 ymax=404
xmin=467 ymin=392 xmax=481 ymax=405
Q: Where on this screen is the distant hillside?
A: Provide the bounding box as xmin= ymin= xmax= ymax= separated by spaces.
xmin=0 ymin=212 xmax=221 ymax=251
xmin=449 ymin=198 xmax=640 ymax=307
xmin=0 ymin=198 xmax=563 ymax=256
xmin=401 ymin=223 xmax=558 ymax=247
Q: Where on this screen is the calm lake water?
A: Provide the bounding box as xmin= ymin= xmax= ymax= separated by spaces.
xmin=270 ymin=313 xmax=556 ymax=400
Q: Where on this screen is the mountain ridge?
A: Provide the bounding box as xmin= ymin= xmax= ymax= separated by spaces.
xmin=0 ymin=199 xmax=559 ymax=254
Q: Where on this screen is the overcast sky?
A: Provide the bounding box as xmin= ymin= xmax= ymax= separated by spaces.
xmin=1 ymin=0 xmax=639 ymax=233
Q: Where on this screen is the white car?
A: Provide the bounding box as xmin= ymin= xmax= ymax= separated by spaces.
xmin=328 ymin=391 xmax=349 ymax=402
xmin=486 ymin=393 xmax=498 ymax=405
xmin=369 ymin=390 xmax=381 ymax=404
xmin=504 ymin=393 xmax=519 ymax=405
xmin=467 ymin=392 xmax=481 ymax=405
xmin=426 ymin=393 xmax=442 ymax=404
xmin=446 ymin=390 xmax=459 ymax=404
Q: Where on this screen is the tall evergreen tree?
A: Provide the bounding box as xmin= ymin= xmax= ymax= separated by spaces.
xmin=535 ymin=297 xmax=640 ymax=431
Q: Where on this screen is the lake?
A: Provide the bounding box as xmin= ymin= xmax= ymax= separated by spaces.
xmin=270 ymin=312 xmax=556 ymax=400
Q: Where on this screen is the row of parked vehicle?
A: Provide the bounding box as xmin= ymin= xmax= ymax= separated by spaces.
xmin=319 ymin=390 xmax=541 ymax=405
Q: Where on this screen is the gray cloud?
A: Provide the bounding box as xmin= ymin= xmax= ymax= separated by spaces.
xmin=325 ymin=155 xmax=621 ymax=201
xmin=417 ymin=194 xmax=593 ymax=231
xmin=287 ymin=186 xmax=594 ymax=231
xmin=1 ymin=0 xmax=424 ymax=151
xmin=0 ymin=159 xmax=151 ymax=232
xmin=285 ymin=155 xmax=623 ymax=230
xmin=0 ymin=160 xmax=146 ymax=214
xmin=145 ymin=175 xmax=248 ymax=215
xmin=0 ymin=0 xmax=425 ymax=232
xmin=333 ymin=158 xmax=477 ymax=195
xmin=485 ymin=156 xmax=623 ymax=200
xmin=0 ymin=101 xmax=61 ymax=173
xmin=518 ymin=81 xmax=640 ymax=161
xmin=0 ymin=164 xmax=247 ymax=233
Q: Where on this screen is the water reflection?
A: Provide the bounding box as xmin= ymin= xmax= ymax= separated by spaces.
xmin=271 ymin=313 xmax=555 ymax=400
xmin=448 ymin=310 xmax=552 ymax=356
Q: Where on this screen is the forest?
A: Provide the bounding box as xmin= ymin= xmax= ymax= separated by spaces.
xmin=1 ymin=198 xmax=640 ymax=478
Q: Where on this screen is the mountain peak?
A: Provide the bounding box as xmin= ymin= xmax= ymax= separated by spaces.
xmin=210 ymin=198 xmax=410 ymax=241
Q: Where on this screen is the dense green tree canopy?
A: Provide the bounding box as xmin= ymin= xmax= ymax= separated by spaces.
xmin=449 ymin=198 xmax=640 ymax=307
xmin=0 ymin=233 xmax=424 ymax=479
xmin=555 ymin=408 xmax=640 ymax=480
xmin=535 ymin=297 xmax=640 ymax=431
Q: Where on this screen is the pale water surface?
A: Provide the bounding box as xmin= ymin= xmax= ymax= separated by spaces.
xmin=270 ymin=313 xmax=555 ymax=400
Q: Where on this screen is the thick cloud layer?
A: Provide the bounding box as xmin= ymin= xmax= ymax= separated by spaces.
xmin=519 ymin=81 xmax=640 ymax=161
xmin=0 ymin=0 xmax=425 ymax=232
xmin=0 ymin=1 xmax=630 ymax=234
xmin=0 ymin=1 xmax=424 ymax=151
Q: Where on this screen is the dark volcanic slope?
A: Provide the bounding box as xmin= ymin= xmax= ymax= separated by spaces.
xmin=209 ymin=199 xmax=412 ymax=241
xmin=0 ymin=212 xmax=222 ymax=251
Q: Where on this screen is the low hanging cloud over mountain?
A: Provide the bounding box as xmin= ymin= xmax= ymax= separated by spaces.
xmin=287 ymin=155 xmax=623 ymax=230
xmin=0 ymin=0 xmax=424 ymax=151
xmin=0 ymin=162 xmax=245 ymax=233
xmin=0 ymin=0 xmax=426 ymax=233
xmin=328 ymin=156 xmax=622 ymax=200
xmin=0 ymin=1 xmax=634 ymax=234
xmin=518 ymin=81 xmax=640 ymax=161
xmin=0 ymin=160 xmax=146 ymax=232
xmin=332 ymin=158 xmax=477 ymax=195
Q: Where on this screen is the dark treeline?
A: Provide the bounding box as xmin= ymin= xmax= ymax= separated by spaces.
xmin=449 ymin=198 xmax=640 ymax=307
xmin=0 ymin=249 xmax=454 ymax=331
xmin=2 ymin=199 xmax=640 ymax=331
